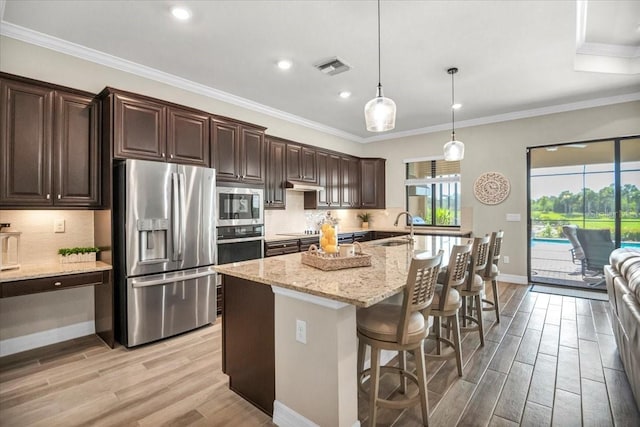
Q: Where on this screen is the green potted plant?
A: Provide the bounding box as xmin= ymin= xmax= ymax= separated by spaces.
xmin=357 ymin=212 xmax=372 ymax=229
xmin=58 ymin=247 xmax=100 ymax=263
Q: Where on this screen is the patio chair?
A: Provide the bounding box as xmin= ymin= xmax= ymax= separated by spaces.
xmin=562 ymin=225 xmax=585 ymax=275
xmin=575 ymin=228 xmax=615 ymax=277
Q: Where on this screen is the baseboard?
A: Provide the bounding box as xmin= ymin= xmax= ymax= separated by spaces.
xmin=273 ymin=400 xmax=361 ymax=427
xmin=0 ymin=321 xmax=95 ymax=357
xmin=498 ymin=274 xmax=528 ymax=285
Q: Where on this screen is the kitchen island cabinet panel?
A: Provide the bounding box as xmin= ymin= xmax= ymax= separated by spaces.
xmin=222 ymin=275 xmax=274 ymax=416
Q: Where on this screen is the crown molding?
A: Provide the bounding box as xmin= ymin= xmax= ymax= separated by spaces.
xmin=0 ymin=21 xmax=365 ymax=143
xmin=1 ymin=20 xmax=638 ymax=146
xmin=361 ymin=92 xmax=640 ymax=143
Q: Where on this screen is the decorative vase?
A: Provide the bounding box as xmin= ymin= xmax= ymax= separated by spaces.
xmin=319 ymin=221 xmax=338 ymax=254
xmin=361 ymin=222 xmax=369 ymax=229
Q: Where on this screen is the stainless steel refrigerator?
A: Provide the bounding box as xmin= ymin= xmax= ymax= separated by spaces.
xmin=114 ymin=159 xmax=216 ymax=347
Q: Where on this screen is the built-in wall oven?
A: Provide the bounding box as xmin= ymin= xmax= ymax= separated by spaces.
xmin=215 ymin=187 xmax=265 ymax=315
xmin=216 ymin=224 xmax=264 ymax=264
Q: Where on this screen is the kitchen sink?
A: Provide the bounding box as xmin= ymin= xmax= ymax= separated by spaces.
xmin=375 ymin=239 xmax=411 ymax=247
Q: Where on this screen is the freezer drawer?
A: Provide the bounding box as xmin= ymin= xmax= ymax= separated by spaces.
xmin=125 ymin=266 xmax=216 ymax=347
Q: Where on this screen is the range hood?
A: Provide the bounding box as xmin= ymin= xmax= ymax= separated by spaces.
xmin=285 ymin=181 xmax=324 ymax=192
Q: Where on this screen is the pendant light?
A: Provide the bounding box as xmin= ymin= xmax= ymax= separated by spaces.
xmin=364 ymin=0 xmax=396 ymax=132
xmin=443 ymin=67 xmax=464 ymax=161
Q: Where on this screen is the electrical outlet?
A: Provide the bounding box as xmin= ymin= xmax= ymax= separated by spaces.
xmin=503 ymin=255 xmax=510 ymax=264
xmin=296 ymin=319 xmax=307 ymax=344
xmin=54 ymin=219 xmax=65 ymax=233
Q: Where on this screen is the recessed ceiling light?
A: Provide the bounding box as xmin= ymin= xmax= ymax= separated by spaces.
xmin=277 ymin=59 xmax=292 ymax=70
xmin=171 ymin=6 xmax=192 ymax=21
xmin=339 ymin=91 xmax=351 ymax=99
xmin=452 ymin=103 xmax=462 ymax=110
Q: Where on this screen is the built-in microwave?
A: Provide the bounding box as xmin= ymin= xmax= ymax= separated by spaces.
xmin=216 ymin=187 xmax=264 ymax=226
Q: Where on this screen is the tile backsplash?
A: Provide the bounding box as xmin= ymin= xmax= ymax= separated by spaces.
xmin=0 ymin=210 xmax=95 ymax=266
xmin=264 ymin=191 xmax=406 ymax=234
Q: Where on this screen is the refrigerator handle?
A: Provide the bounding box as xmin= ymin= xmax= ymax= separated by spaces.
xmin=178 ymin=173 xmax=186 ymax=261
xmin=172 ymin=172 xmax=181 ymax=261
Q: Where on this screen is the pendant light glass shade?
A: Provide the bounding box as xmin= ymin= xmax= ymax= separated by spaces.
xmin=365 ymin=0 xmax=395 ymax=132
xmin=365 ymin=84 xmax=396 ymax=132
xmin=443 ymin=67 xmax=464 ymax=161
xmin=443 ymin=133 xmax=465 ymax=161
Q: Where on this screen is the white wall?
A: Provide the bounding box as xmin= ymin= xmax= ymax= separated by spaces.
xmin=364 ymin=101 xmax=640 ymax=278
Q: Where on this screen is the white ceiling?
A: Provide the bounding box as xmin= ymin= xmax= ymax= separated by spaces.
xmin=1 ymin=0 xmax=639 ymax=143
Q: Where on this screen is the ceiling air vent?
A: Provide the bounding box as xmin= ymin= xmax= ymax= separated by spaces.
xmin=314 ymin=57 xmax=352 ymax=76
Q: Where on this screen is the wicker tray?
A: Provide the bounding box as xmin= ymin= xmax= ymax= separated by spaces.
xmin=300 ymin=245 xmax=372 ymax=271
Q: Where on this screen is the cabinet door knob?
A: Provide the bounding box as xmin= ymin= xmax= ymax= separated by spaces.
xmin=162 ymin=152 xmax=165 ymax=158
xmin=46 ymin=194 xmax=51 ymax=200
xmin=54 ymin=281 xmax=62 ymax=286
xmin=242 ymin=175 xmax=246 ymax=179
xmin=57 ymin=194 xmax=61 ymax=200
xmin=170 ymin=154 xmax=174 ymax=159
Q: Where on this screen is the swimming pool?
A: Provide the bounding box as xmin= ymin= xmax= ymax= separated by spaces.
xmin=531 ymin=238 xmax=640 ymax=249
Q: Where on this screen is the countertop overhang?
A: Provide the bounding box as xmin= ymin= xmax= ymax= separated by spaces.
xmin=215 ymin=235 xmax=464 ymax=308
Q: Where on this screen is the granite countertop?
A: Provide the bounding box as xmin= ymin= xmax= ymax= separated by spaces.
xmin=215 ymin=235 xmax=462 ymax=308
xmin=0 ymin=261 xmax=112 ymax=282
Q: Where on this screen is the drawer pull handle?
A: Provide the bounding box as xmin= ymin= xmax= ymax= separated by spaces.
xmin=54 ymin=281 xmax=62 ymax=286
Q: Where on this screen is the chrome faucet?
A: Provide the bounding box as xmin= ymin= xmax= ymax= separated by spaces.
xmin=394 ymin=211 xmax=414 ymax=243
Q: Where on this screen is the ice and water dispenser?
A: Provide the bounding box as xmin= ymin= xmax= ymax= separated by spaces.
xmin=137 ymin=218 xmax=169 ymax=262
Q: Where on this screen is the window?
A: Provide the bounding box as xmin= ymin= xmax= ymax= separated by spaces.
xmin=404 ymin=158 xmax=460 ymax=226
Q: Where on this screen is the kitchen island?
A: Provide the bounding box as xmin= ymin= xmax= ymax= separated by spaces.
xmin=215 ymin=235 xmax=463 ymax=427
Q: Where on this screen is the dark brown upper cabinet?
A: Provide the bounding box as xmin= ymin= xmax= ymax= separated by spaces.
xmin=211 ymin=117 xmax=265 ymax=185
xmin=286 ymin=143 xmax=317 ymax=183
xmin=360 ymin=158 xmax=386 ymax=209
xmin=310 ymin=151 xmax=340 ymax=208
xmin=340 ymin=156 xmax=360 ymax=208
xmin=265 ymin=137 xmax=286 ymax=209
xmin=167 ymin=107 xmax=209 ymax=166
xmin=54 ymin=91 xmax=101 ymax=207
xmin=104 ymin=88 xmax=208 ymax=166
xmin=111 ymin=91 xmax=165 ymax=161
xmin=0 ymin=75 xmax=101 ymax=208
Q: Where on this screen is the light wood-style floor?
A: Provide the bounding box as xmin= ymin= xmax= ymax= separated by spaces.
xmin=1 ymin=282 xmax=639 ymax=426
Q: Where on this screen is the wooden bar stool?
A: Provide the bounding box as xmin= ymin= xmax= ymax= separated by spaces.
xmin=459 ymin=235 xmax=491 ymax=347
xmin=425 ymin=241 xmax=473 ymax=377
xmin=482 ymin=230 xmax=504 ymax=323
xmin=357 ymin=251 xmax=443 ymax=427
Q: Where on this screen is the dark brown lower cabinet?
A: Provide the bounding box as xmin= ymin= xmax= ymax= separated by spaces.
xmin=222 ymin=275 xmax=274 ymax=416
xmin=0 ymin=270 xmax=114 ymax=348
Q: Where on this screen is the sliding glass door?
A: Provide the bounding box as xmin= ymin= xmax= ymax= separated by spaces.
xmin=528 ymin=137 xmax=640 ymax=290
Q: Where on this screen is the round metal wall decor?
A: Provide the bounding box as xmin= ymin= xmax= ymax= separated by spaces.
xmin=473 ymin=172 xmax=510 ymax=205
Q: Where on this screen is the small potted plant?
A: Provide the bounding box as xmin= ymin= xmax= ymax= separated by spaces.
xmin=58 ymin=247 xmax=100 ymax=263
xmin=357 ymin=212 xmax=372 ymax=229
